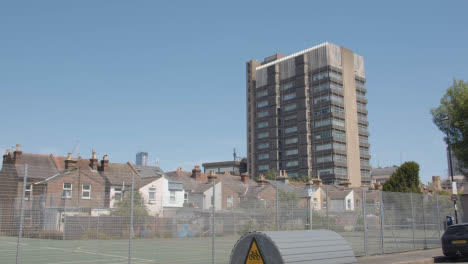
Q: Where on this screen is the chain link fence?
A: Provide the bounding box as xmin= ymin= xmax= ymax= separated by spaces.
xmin=0 ymin=163 xmax=462 ymax=263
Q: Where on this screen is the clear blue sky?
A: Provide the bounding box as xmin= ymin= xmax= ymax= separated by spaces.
xmin=1 ymin=0 xmax=467 ymax=184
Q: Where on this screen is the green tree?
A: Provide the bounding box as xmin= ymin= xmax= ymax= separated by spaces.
xmin=431 ymin=78 xmax=468 ymax=176
xmin=111 ymin=191 xmax=149 ymax=217
xmin=289 ymin=174 xmax=311 ymax=183
xmin=382 ymin=161 xmax=421 ymax=193
xmin=263 ymin=169 xmax=278 ymax=180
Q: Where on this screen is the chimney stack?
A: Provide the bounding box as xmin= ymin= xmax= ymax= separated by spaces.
xmin=89 ymin=149 xmax=98 ymax=170
xmin=276 ymin=170 xmax=289 ymax=183
xmin=432 ymin=176 xmax=442 ymax=192
xmin=312 ymin=175 xmax=323 ymax=186
xmin=3 ymin=149 xmax=12 ymax=163
xmin=13 ymin=143 xmax=22 ymax=162
xmin=177 ymin=167 xmax=183 ymax=171
xmin=240 ymin=173 xmax=249 ymax=184
xmin=191 ymin=165 xmax=202 ymax=180
xmin=208 ymin=170 xmax=217 ymax=181
xmin=65 ymin=153 xmax=78 ymax=170
xmin=257 ymin=174 xmax=268 ymax=186
xmin=339 ymin=179 xmax=351 ymax=188
xmin=99 ymin=154 xmax=109 ymax=171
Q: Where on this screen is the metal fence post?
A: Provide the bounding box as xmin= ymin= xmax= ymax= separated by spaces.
xmin=410 ymin=193 xmax=416 ymax=250
xmin=16 ymin=164 xmax=28 ymax=264
xmin=421 ymin=194 xmax=427 ymax=249
xmin=326 ymin=187 xmax=329 ymax=230
xmin=276 ymin=183 xmax=279 ymax=231
xmin=379 ymin=191 xmax=385 ymax=254
xmin=309 ymin=198 xmax=313 ymax=230
xmin=362 ymin=190 xmax=368 ymax=256
xmin=212 ymin=175 xmax=215 ymax=264
xmin=128 ymin=172 xmax=135 ymax=264
xmin=436 ymin=194 xmax=442 ymax=244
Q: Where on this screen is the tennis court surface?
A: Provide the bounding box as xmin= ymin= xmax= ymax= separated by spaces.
xmin=0 ymin=236 xmax=237 ymax=264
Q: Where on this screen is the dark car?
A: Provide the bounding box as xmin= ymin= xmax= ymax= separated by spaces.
xmin=442 ymin=221 xmax=468 ymax=257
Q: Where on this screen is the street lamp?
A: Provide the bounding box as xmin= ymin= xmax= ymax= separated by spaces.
xmin=442 ymin=115 xmax=458 ymax=224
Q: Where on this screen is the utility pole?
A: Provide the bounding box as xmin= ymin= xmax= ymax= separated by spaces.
xmin=443 ymin=115 xmax=458 ymax=224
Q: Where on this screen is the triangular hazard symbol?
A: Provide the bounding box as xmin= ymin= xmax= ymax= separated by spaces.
xmin=245 ymin=237 xmax=265 ymax=264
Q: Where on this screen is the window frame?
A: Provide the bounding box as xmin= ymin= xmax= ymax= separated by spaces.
xmin=81 ymin=183 xmax=91 ymax=199
xmin=62 ymin=183 xmax=72 ymax=199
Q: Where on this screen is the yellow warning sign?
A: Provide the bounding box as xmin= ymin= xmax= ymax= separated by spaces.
xmin=245 ymin=237 xmax=264 ymax=264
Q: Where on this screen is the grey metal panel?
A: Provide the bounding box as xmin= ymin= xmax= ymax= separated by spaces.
xmin=230 ymin=230 xmax=357 ymax=264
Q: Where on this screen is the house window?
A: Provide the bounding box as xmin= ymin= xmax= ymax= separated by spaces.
xmin=114 ymin=187 xmax=122 ymax=201
xmin=227 ymin=196 xmax=233 ymax=208
xmin=313 ymin=198 xmax=318 ymax=209
xmin=283 ymin=92 xmax=296 ymax=100
xmin=283 ymin=103 xmax=297 ymax=112
xmin=148 ymin=188 xmax=156 ymax=201
xmin=323 ymin=200 xmax=327 ymax=209
xmin=24 ymin=183 xmax=32 ymax=200
xmin=284 ymin=126 xmax=298 ymax=134
xmin=62 ymin=183 xmax=72 ymax=198
xmin=316 ymin=143 xmax=332 ymax=151
xmin=184 ymin=193 xmax=188 ymax=203
xmin=170 ymin=191 xmax=176 ymax=202
xmin=286 ymin=160 xmax=299 ymax=167
xmin=258 ymin=143 xmax=269 ymax=150
xmin=285 ymin=149 xmax=298 ymax=156
xmin=257 ymin=100 xmax=268 ymax=108
xmin=81 ymin=184 xmax=91 ymax=199
xmin=257 ymin=110 xmax=268 ymax=118
xmin=285 ymin=137 xmax=298 ymax=145
xmin=356 ymin=199 xmax=361 ymax=208
xmin=257 ymin=132 xmax=269 ymax=139
xmin=256 ymin=90 xmax=268 ymax=98
xmin=347 ymin=199 xmax=352 ymax=210
xmin=257 ymin=121 xmax=269 ymax=129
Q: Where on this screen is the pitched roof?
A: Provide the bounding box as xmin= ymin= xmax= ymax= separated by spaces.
xmin=2 ymin=152 xmax=164 ymax=187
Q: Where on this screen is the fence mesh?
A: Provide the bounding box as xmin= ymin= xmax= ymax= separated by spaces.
xmin=0 ymin=163 xmax=463 ymax=263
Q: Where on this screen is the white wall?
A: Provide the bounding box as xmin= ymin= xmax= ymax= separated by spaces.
xmin=202 ymin=182 xmax=222 ymax=211
xmin=162 ymin=180 xmax=185 ymax=208
xmin=139 ymin=177 xmax=166 ymax=216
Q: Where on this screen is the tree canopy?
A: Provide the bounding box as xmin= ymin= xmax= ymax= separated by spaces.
xmin=111 ymin=191 xmax=149 ymax=217
xmin=382 ymin=161 xmax=421 ymax=193
xmin=431 ymin=78 xmax=468 ymax=176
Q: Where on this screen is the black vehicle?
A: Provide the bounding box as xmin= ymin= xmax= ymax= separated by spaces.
xmin=442 ymin=216 xmax=468 ymax=257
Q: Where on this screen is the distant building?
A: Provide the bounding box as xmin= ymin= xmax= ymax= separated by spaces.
xmin=202 ymin=158 xmax=247 ymax=175
xmin=371 ymin=166 xmax=398 ymax=184
xmin=136 ymin=151 xmax=148 ymax=166
xmin=246 ymin=42 xmax=371 ymax=186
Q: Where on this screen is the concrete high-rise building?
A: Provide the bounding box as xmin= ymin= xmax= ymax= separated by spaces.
xmin=136 ymin=151 xmax=148 ymax=166
xmin=246 ymin=42 xmax=371 ymax=187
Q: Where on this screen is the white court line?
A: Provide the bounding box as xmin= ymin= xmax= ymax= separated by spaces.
xmin=46 ymin=258 xmax=124 ymax=264
xmin=45 ymin=247 xmax=154 ymax=262
xmin=0 ymin=241 xmax=28 ymax=246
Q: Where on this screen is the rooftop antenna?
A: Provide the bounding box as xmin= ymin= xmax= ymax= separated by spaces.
xmin=71 ymin=138 xmax=80 ymax=158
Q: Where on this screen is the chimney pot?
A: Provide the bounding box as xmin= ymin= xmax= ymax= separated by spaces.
xmin=191 ymin=165 xmax=202 ymax=180
xmin=241 ymin=173 xmax=249 ymax=184
xmin=16 ymin=143 xmax=21 ymax=152
xmin=99 ymin=154 xmax=109 ymax=171
xmin=67 ymin=153 xmax=72 ymax=160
